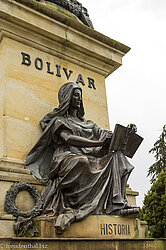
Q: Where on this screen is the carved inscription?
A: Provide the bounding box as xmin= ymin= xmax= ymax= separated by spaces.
xmin=21 ymin=52 xmax=96 ymax=90
xmin=100 ymin=224 xmax=131 ymax=236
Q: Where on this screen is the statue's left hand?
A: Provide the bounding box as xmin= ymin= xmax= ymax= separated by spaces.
xmin=127 ymin=124 xmax=137 ymax=133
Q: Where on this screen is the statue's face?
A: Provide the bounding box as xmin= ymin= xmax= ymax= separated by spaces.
xmin=70 ymin=88 xmax=82 ymax=109
xmin=71 ymin=0 xmax=78 ymax=4
xmin=82 ymin=7 xmax=88 ymax=15
xmin=71 ymin=0 xmax=79 ymax=7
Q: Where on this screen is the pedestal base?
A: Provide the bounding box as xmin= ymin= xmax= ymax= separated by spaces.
xmin=0 ymin=238 xmax=165 ymax=250
xmin=36 ymin=215 xmax=147 ymax=239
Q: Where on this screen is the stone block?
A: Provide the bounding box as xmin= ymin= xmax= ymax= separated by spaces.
xmin=0 ymin=220 xmax=15 ymax=237
xmin=0 ymin=238 xmax=165 ymax=250
xmin=37 ymin=215 xmax=147 ymax=239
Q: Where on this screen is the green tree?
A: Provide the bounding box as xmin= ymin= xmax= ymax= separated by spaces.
xmin=148 ymin=125 xmax=166 ymax=184
xmin=142 ymin=171 xmax=166 ymax=238
xmin=142 ymin=125 xmax=166 ymax=238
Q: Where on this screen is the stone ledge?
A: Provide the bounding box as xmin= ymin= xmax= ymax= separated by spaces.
xmin=0 ymin=238 xmax=165 ymax=250
xmin=126 ymin=190 xmax=139 ymax=196
xmin=0 ymin=237 xmax=165 ymax=241
xmin=0 ymin=158 xmax=25 ymax=169
xmin=0 ymin=158 xmax=44 ymax=184
xmin=0 ymin=170 xmax=45 ymax=185
xmin=14 ymin=0 xmax=130 ymax=54
xmin=0 ymin=213 xmax=14 ymax=221
xmin=0 ymin=166 xmax=30 ymax=175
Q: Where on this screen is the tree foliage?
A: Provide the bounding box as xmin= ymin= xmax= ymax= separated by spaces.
xmin=148 ymin=125 xmax=166 ymax=184
xmin=142 ymin=171 xmax=166 ymax=238
xmin=142 ymin=125 xmax=166 ymax=238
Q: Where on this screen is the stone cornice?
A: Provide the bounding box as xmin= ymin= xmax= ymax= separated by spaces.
xmin=14 ymin=0 xmax=130 ymax=54
xmin=0 ymin=0 xmax=130 ymax=76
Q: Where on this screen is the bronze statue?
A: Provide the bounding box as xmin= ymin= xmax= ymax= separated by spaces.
xmin=36 ymin=0 xmax=94 ymax=29
xmin=25 ymin=82 xmax=139 ymax=234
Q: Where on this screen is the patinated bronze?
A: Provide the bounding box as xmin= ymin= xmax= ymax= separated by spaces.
xmin=25 ymin=82 xmax=140 ymax=234
xmin=36 ymin=0 xmax=94 ymax=28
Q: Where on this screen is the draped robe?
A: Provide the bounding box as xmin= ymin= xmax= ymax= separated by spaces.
xmin=26 ymin=115 xmax=134 ymax=232
xmin=26 ymin=82 xmax=134 ymax=233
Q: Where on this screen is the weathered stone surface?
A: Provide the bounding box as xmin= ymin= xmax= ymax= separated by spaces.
xmin=0 ymin=238 xmax=165 ymax=250
xmin=15 ymin=190 xmax=36 ymax=212
xmin=0 ymin=214 xmax=147 ymax=239
xmin=37 ymin=215 xmax=147 ymax=239
xmin=126 ymin=185 xmax=139 ymax=206
xmin=0 ymin=221 xmax=15 ymax=237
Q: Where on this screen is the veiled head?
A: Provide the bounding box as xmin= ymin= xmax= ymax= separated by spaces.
xmin=58 ymin=82 xmax=85 ymax=118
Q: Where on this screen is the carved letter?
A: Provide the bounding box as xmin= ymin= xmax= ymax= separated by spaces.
xmin=56 ymin=65 xmax=61 ymax=77
xmin=125 ymin=225 xmax=127 ymax=234
xmin=46 ymin=62 xmax=54 ymax=75
xmin=122 ymin=225 xmax=125 ymax=235
xmin=35 ymin=58 xmax=43 ymax=70
xmin=100 ymin=224 xmax=105 ymax=235
xmin=105 ymin=224 xmax=108 ymax=235
xmin=88 ymin=77 xmax=96 ymax=90
xmin=76 ymin=74 xmax=85 ymax=86
xmin=128 ymin=225 xmax=130 ymax=235
xmin=108 ymin=224 xmax=113 ymax=235
xmin=113 ymin=224 xmax=117 ymax=235
xmin=21 ymin=52 xmax=31 ymax=66
xmin=63 ymin=68 xmax=73 ymax=80
xmin=118 ymin=224 xmax=121 ymax=235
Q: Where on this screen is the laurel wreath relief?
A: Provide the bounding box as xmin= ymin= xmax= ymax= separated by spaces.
xmin=5 ymin=182 xmax=43 ymax=237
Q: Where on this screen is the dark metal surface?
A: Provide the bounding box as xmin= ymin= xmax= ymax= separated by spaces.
xmin=25 ymin=82 xmax=140 ymax=234
xmin=36 ymin=0 xmax=94 ymax=28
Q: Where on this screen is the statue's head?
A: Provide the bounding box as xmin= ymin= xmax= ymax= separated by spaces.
xmin=82 ymin=7 xmax=88 ymax=15
xmin=58 ymin=82 xmax=84 ymax=118
xmin=70 ymin=0 xmax=79 ymax=5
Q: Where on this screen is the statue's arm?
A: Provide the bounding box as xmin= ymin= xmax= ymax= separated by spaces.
xmin=59 ymin=129 xmax=109 ymax=147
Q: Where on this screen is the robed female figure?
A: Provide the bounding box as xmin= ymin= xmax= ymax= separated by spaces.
xmin=26 ymin=82 xmax=136 ymax=233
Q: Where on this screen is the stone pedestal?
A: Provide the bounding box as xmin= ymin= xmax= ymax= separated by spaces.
xmin=37 ymin=215 xmax=147 ymax=239
xmin=0 ymin=0 xmax=147 ymax=242
xmin=0 ymin=238 xmax=165 ymax=250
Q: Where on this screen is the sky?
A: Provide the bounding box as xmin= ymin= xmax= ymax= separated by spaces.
xmin=80 ymin=0 xmax=166 ymax=206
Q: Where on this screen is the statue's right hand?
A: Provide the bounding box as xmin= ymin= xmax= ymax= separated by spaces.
xmin=102 ymin=132 xmax=112 ymax=145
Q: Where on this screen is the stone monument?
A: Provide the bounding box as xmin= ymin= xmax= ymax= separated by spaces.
xmin=0 ymin=0 xmax=148 ymax=248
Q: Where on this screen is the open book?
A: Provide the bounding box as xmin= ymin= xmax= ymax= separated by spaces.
xmin=110 ymin=124 xmax=143 ymax=158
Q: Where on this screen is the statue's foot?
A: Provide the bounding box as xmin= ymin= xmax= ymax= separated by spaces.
xmin=55 ymin=211 xmax=75 ymax=234
xmin=120 ymin=207 xmax=140 ymax=216
xmin=124 ymin=203 xmax=139 ymax=209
